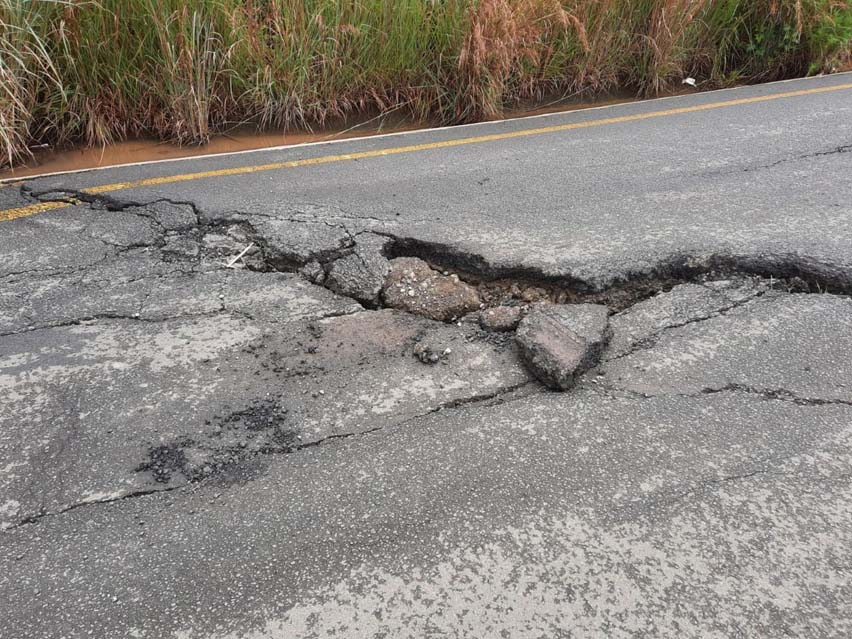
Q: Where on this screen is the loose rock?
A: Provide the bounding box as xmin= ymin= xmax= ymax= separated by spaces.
xmin=325 ymin=248 xmax=390 ymax=306
xmin=413 ymin=343 xmax=448 ymax=365
xmin=299 ymin=260 xmax=326 ymax=285
xmin=382 ymin=257 xmax=481 ymax=321
xmin=479 ymin=306 xmax=524 ymax=332
xmin=516 ymin=304 xmax=611 ymax=390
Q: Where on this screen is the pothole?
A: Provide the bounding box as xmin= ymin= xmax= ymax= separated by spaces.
xmin=119 ymin=204 xmax=852 ymax=489
xmin=203 ymin=220 xmax=852 ymax=407
xmin=13 ymin=196 xmax=852 ymax=526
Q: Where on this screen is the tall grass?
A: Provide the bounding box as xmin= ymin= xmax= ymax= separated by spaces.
xmin=1 ymin=0 xmax=850 ymax=167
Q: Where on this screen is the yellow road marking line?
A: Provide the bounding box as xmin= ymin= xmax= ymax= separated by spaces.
xmin=1 ymin=200 xmax=70 ymax=221
xmin=2 ymin=81 xmax=851 ymax=223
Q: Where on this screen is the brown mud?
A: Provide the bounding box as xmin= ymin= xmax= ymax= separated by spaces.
xmin=0 ymin=90 xmax=650 ymax=181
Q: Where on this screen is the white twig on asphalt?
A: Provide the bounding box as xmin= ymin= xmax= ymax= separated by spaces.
xmin=224 ymin=242 xmax=255 ymax=269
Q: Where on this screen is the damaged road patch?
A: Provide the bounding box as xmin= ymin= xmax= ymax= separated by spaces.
xmin=6 ymin=199 xmax=852 ymax=531
xmin=1 ymin=299 xmax=535 ymax=527
xmin=135 ymin=400 xmax=302 ymax=485
xmin=6 ymin=192 xmax=852 ymax=534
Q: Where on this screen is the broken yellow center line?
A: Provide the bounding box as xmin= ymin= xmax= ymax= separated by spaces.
xmin=2 ymin=81 xmax=851 ymax=223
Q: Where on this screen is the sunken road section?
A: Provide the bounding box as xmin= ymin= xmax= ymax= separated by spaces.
xmin=1 ymin=192 xmax=852 ymax=639
xmin=2 ymin=192 xmax=851 ymax=531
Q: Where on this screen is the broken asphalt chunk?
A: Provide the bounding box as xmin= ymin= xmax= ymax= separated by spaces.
xmin=516 ymin=304 xmax=611 ymax=390
xmin=325 ymin=247 xmax=390 ymax=306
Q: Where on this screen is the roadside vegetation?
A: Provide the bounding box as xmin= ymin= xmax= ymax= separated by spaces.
xmin=2 ymin=0 xmax=851 ymax=167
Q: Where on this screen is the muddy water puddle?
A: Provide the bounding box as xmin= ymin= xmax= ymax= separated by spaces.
xmin=0 ymin=116 xmax=425 ymax=180
xmin=0 ymin=91 xmax=655 ymax=180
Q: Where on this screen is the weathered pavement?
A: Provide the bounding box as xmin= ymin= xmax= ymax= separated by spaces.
xmin=2 ymin=74 xmax=852 ymax=637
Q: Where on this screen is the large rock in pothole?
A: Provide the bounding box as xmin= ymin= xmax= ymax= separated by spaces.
xmin=325 ymin=244 xmax=391 ymax=306
xmin=382 ymin=257 xmax=481 ymax=321
xmin=516 ymin=304 xmax=611 ymax=390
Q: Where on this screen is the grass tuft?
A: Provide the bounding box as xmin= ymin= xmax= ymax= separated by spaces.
xmin=1 ymin=0 xmax=850 ymax=167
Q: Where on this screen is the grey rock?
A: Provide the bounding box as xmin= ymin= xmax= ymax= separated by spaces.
xmin=516 ymin=304 xmax=611 ymax=390
xmin=299 ymin=260 xmax=326 ymax=284
xmin=480 ymin=306 xmax=524 ymax=332
xmin=162 ymin=235 xmax=200 ymax=258
xmin=413 ymin=342 xmax=450 ymax=365
xmin=325 ymin=248 xmax=390 ymax=306
xmin=382 ymin=257 xmax=481 ymax=321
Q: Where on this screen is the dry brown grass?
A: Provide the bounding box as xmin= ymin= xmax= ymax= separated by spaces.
xmin=1 ymin=0 xmax=850 ymax=167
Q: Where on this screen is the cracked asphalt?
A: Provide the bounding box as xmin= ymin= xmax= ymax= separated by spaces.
xmin=2 ymin=74 xmax=852 ymax=638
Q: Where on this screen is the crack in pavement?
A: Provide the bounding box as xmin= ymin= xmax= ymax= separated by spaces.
xmin=605 ymin=288 xmax=772 ymax=363
xmin=695 ymin=142 xmax=852 ymax=178
xmin=0 ymin=303 xmax=366 ymax=338
xmin=0 ymin=309 xmax=232 ymax=337
xmin=700 ymin=383 xmax=852 ymax=408
xmin=7 ymin=191 xmax=852 ymax=536
xmin=9 ymin=189 xmax=852 ymax=310
xmin=3 ymin=379 xmax=542 ymax=531
xmin=10 ymin=376 xmax=844 ymax=531
xmin=0 ymin=244 xmax=116 ymax=282
xmin=22 ymin=184 xmax=203 ymax=221
xmin=6 ymin=484 xmax=186 ymax=532
xmin=396 ymin=380 xmax=542 ymax=427
xmin=652 ymin=466 xmax=782 ymax=510
xmin=647 ymin=451 xmax=852 ymax=514
xmin=594 ymin=382 xmax=852 ymax=408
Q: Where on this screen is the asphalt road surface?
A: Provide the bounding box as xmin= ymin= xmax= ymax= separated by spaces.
xmin=2 ymin=73 xmax=852 ymax=638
